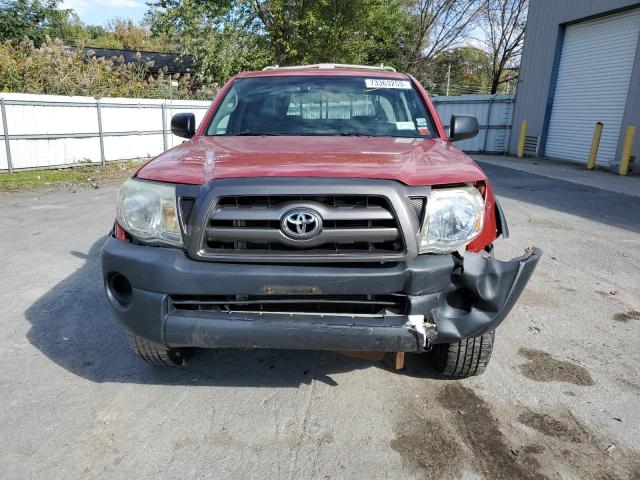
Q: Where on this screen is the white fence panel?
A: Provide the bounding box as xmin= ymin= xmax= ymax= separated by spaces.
xmin=11 ymin=138 xmax=101 ymax=169
xmin=0 ymin=99 xmax=8 ymax=170
xmin=0 ymin=92 xmax=515 ymax=172
xmin=431 ymin=94 xmax=514 ymax=153
xmin=2 ymin=93 xmax=102 ymax=169
xmin=0 ymin=93 xmax=211 ymax=171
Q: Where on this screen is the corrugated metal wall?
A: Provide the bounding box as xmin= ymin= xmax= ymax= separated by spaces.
xmin=545 ymin=8 xmax=640 ymax=166
xmin=510 ymin=0 xmax=640 ymax=166
xmin=432 ymin=94 xmax=514 ymax=153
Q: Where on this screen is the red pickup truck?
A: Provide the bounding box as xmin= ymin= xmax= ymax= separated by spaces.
xmin=101 ymin=64 xmax=540 ymax=378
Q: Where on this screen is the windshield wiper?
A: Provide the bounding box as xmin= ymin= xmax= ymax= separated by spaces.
xmin=339 ymin=132 xmax=369 ymax=136
xmin=233 ymin=130 xmax=279 ymax=136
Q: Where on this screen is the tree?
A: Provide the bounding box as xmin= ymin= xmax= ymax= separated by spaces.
xmin=250 ymin=0 xmax=410 ymax=66
xmin=147 ymin=0 xmax=412 ymax=84
xmin=1 ymin=0 xmax=174 ymax=52
xmin=430 ymin=46 xmax=492 ymax=94
xmin=402 ymin=0 xmax=481 ymax=83
xmin=480 ymin=0 xmax=527 ymax=94
xmin=47 ymin=10 xmax=92 ymax=45
xmin=148 ymin=0 xmax=266 ymax=84
xmin=0 ymin=0 xmax=65 ymax=46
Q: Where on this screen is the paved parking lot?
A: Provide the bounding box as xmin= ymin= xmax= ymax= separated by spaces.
xmin=1 ymin=157 xmax=639 ymax=479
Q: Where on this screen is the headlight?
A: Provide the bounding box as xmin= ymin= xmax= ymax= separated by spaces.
xmin=116 ymin=179 xmax=183 ymax=246
xmin=419 ymin=186 xmax=485 ymax=253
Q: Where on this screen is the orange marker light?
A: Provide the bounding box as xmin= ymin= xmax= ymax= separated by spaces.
xmin=114 ymin=223 xmax=129 ymax=241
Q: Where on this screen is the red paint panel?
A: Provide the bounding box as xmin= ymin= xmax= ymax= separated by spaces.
xmin=135 ymin=135 xmax=488 ymax=187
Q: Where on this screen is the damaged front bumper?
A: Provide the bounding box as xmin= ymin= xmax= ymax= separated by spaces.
xmin=101 ymin=237 xmax=541 ymax=353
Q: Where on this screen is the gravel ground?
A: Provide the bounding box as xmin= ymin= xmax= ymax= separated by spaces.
xmin=1 ymin=158 xmax=639 ymax=479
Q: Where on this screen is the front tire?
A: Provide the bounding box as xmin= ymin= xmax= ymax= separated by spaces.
xmin=432 ymin=331 xmax=494 ymax=378
xmin=127 ymin=332 xmax=185 ymax=366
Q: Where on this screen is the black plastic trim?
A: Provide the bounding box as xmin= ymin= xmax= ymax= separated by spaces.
xmin=102 ymin=236 xmax=454 ymax=297
xmin=432 ymin=247 xmax=541 ymax=343
xmin=102 ymin=237 xmax=541 ymax=351
xmin=164 ymin=312 xmax=427 ymax=352
xmin=495 ymin=199 xmax=509 ymax=239
xmin=178 ymin=178 xmax=430 ymax=263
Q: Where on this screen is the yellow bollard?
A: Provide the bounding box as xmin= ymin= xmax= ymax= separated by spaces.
xmin=517 ymin=120 xmax=527 ymax=158
xmin=618 ymin=125 xmax=636 ymax=176
xmin=586 ymin=122 xmax=603 ymax=170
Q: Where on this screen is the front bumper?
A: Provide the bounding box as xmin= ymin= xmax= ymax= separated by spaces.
xmin=101 ymin=237 xmax=541 ymax=352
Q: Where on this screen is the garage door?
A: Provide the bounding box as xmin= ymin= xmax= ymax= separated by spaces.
xmin=545 ymin=8 xmax=640 ymax=166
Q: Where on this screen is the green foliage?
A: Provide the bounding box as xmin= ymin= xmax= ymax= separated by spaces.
xmin=0 ymin=0 xmax=64 ymax=46
xmin=150 ymin=0 xmax=270 ymax=85
xmin=1 ymin=0 xmax=523 ymax=97
xmin=0 ymin=0 xmax=174 ymax=52
xmin=0 ymin=37 xmax=215 ymax=99
xmin=147 ymin=0 xmax=412 ymax=84
xmin=99 ymin=18 xmax=174 ymax=52
xmin=253 ymin=0 xmax=411 ymax=67
xmin=429 ymin=47 xmax=493 ymax=95
xmin=55 ymin=14 xmax=176 ymax=52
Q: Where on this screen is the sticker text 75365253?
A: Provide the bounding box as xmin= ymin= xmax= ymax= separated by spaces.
xmin=365 ymin=79 xmax=411 ymax=89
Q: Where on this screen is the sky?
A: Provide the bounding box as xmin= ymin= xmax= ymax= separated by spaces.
xmin=60 ymin=0 xmax=148 ymax=26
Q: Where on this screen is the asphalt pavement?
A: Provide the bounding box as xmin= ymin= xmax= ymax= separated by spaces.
xmin=1 ymin=157 xmax=639 ymax=479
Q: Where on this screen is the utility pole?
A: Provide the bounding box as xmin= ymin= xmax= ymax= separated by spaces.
xmin=446 ymin=64 xmax=451 ymax=96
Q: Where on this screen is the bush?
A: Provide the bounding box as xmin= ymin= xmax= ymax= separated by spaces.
xmin=0 ymin=37 xmax=216 ymax=100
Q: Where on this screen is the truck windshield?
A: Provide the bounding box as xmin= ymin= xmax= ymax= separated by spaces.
xmin=206 ymin=76 xmax=437 ymax=138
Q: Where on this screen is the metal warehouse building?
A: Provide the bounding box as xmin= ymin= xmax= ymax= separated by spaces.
xmin=510 ymin=0 xmax=640 ymax=169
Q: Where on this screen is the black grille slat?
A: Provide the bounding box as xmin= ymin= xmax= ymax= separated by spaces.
xmin=170 ymin=294 xmax=409 ymax=316
xmin=206 ymin=227 xmax=398 ymax=246
xmin=201 ymin=195 xmax=404 ymax=258
xmin=210 ymin=205 xmax=393 ymax=222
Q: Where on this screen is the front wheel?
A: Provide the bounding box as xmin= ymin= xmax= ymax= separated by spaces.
xmin=432 ymin=331 xmax=495 ymax=378
xmin=127 ymin=332 xmax=186 ymax=366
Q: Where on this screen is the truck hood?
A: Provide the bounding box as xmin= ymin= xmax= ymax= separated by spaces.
xmin=135 ymin=136 xmax=487 ymax=187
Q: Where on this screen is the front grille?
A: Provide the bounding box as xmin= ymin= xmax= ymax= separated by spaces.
xmin=179 ymin=197 xmax=196 ymax=226
xmin=170 ymin=294 xmax=408 ymax=316
xmin=409 ymin=197 xmax=426 ymax=223
xmin=201 ymin=195 xmax=404 ymax=259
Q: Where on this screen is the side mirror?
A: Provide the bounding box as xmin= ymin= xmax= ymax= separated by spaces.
xmin=171 ymin=113 xmax=196 ymax=139
xmin=449 ymin=115 xmax=479 ymax=142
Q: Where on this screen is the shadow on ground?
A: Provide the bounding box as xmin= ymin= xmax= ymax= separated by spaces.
xmin=24 ymin=236 xmax=445 ymax=386
xmin=478 ymin=162 xmax=640 ymax=234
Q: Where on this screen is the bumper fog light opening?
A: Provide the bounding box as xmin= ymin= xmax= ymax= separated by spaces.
xmin=108 ymin=272 xmax=133 ymax=309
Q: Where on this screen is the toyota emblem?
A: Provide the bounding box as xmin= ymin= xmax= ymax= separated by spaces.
xmin=281 ymin=209 xmax=322 ymax=239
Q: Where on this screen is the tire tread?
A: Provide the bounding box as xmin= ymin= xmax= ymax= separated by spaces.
xmin=434 ymin=331 xmax=494 ymax=378
xmin=127 ymin=332 xmax=182 ymax=366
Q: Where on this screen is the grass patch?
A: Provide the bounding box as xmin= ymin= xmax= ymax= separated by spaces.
xmin=0 ymin=161 xmax=141 ymax=192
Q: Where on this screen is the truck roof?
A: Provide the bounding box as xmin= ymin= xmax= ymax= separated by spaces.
xmin=237 ymin=63 xmax=409 ymax=79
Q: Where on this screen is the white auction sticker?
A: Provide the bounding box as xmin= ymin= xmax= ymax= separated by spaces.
xmin=365 ymin=79 xmax=411 ymax=89
xmin=396 ymin=121 xmax=416 ymax=130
